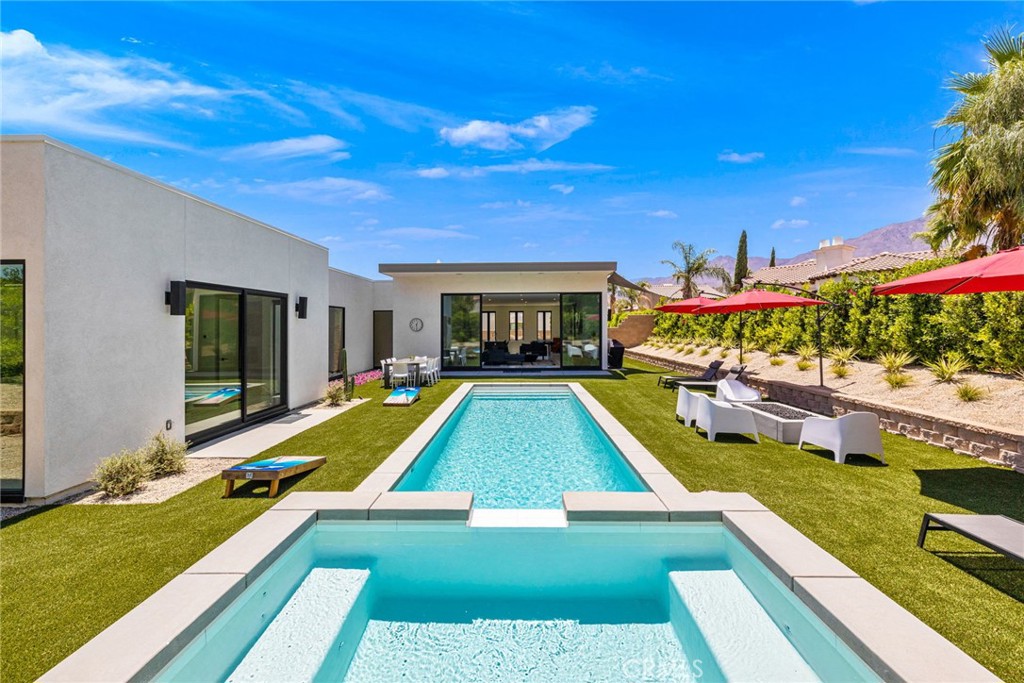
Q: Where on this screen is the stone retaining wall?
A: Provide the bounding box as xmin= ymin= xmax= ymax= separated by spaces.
xmin=627 ymin=350 xmax=1023 ymax=472
xmin=608 ymin=314 xmax=656 ymax=347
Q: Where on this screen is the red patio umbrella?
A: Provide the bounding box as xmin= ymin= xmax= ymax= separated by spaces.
xmin=655 ymin=296 xmax=719 ymax=313
xmin=872 ymin=246 xmax=1024 ymax=296
xmin=696 ymin=289 xmax=829 ymax=385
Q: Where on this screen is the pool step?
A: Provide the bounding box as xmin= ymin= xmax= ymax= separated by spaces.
xmin=227 ymin=568 xmax=370 ymax=682
xmin=668 ymin=570 xmax=819 ymax=682
xmin=468 ymin=508 xmax=569 ymax=528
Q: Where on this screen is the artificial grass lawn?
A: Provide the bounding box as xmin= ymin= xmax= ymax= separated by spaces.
xmin=1 ymin=360 xmax=1021 ymax=681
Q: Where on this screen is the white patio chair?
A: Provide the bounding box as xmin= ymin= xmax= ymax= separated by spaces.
xmin=583 ymin=343 xmax=599 ymax=359
xmin=567 ymin=344 xmax=583 ymax=360
xmin=715 ymin=379 xmax=762 ymax=404
xmin=694 ymin=394 xmax=760 ymax=443
xmin=798 ymin=412 xmax=885 ymax=465
xmin=675 ymin=388 xmax=701 ymax=427
xmin=391 ymin=362 xmax=412 ymax=387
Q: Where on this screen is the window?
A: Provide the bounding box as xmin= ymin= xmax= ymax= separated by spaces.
xmin=1 ymin=261 xmax=25 ymax=501
xmin=537 ymin=310 xmax=552 ymax=340
xmin=482 ymin=311 xmax=496 ymax=342
xmin=509 ymin=311 xmax=524 ymax=341
xmin=328 ymin=306 xmax=345 ymax=377
xmin=561 ymin=293 xmax=602 ymax=368
xmin=184 ymin=283 xmax=287 ymax=442
xmin=441 ymin=294 xmax=481 ymax=368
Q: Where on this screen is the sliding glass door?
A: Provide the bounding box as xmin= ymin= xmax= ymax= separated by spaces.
xmin=561 ymin=293 xmax=602 ymax=367
xmin=185 ymin=283 xmax=287 ymax=442
xmin=441 ymin=294 xmax=481 ymax=368
xmin=1 ymin=262 xmax=25 ymax=501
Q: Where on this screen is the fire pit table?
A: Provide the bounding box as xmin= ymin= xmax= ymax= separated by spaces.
xmin=740 ymin=402 xmax=823 ymax=444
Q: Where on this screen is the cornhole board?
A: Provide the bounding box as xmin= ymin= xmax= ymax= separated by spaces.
xmin=222 ymin=456 xmax=326 ymax=498
xmin=383 ymin=386 xmax=420 ymax=407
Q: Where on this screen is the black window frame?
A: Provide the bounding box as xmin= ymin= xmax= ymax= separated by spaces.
xmin=481 ymin=311 xmax=496 ymax=342
xmin=509 ymin=310 xmax=524 ymax=341
xmin=537 ymin=310 xmax=552 ymax=341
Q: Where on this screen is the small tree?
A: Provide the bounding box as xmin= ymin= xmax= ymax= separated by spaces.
xmin=733 ymin=230 xmax=749 ymax=290
xmin=769 ymin=247 xmax=776 ymax=268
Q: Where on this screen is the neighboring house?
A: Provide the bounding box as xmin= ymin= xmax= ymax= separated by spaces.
xmin=639 ymin=284 xmax=725 ymax=307
xmin=0 ymin=136 xmax=619 ymax=502
xmin=746 ymin=237 xmax=934 ymax=290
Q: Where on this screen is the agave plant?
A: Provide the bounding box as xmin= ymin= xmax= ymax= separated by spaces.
xmin=924 ymin=353 xmax=971 ymax=383
xmin=878 ymin=351 xmax=916 ymax=374
xmin=828 ymin=346 xmax=859 ymax=367
xmin=884 ymin=372 xmax=912 ymax=389
xmin=796 ymin=343 xmax=818 ymax=362
xmin=831 ymin=365 xmax=851 ymax=379
xmin=956 ymin=382 xmax=987 ymax=402
xmin=796 ymin=360 xmax=813 ymax=371
xmin=763 ymin=341 xmax=785 ymax=358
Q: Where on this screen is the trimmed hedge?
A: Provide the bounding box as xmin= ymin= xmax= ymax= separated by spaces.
xmin=651 ymin=257 xmax=1024 ymax=372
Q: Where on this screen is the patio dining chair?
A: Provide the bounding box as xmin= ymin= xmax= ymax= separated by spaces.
xmin=391 ymin=362 xmax=412 ymax=387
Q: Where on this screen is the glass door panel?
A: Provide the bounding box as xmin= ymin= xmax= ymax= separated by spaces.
xmin=1 ymin=262 xmax=25 ymax=499
xmin=245 ymin=294 xmax=285 ymax=416
xmin=561 ymin=293 xmax=602 ymax=367
xmin=185 ymin=287 xmax=242 ymax=438
xmin=442 ymin=294 xmax=481 ymax=368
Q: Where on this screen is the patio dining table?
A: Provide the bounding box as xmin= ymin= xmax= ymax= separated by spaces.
xmin=382 ymin=357 xmax=426 ymax=388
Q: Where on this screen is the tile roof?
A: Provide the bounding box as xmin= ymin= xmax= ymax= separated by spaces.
xmin=807 ymin=250 xmax=934 ymax=281
xmin=646 ymin=284 xmax=725 ymax=299
xmin=746 ymin=259 xmax=822 ymax=286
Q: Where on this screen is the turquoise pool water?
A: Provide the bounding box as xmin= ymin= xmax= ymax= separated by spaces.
xmin=395 ymin=386 xmax=647 ymax=508
xmin=159 ymin=523 xmax=880 ymax=682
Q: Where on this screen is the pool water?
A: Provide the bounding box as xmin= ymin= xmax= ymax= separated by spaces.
xmin=158 ymin=524 xmax=879 ymax=682
xmin=395 ymin=386 xmax=647 ymax=508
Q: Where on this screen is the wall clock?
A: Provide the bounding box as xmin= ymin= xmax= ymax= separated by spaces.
xmin=409 ymin=317 xmax=424 ymax=332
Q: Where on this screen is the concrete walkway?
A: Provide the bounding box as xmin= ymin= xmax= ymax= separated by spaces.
xmin=188 ymin=400 xmax=369 ymax=460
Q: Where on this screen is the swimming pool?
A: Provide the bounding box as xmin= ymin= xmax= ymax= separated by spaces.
xmin=156 ymin=522 xmax=879 ymax=682
xmin=394 ymin=385 xmax=648 ymax=508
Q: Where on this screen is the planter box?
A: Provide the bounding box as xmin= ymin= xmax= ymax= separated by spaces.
xmin=741 ymin=402 xmax=818 ymax=444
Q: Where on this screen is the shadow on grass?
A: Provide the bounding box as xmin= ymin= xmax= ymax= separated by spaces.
xmin=220 ymin=468 xmax=319 ymax=500
xmin=0 ymin=504 xmax=57 ymax=529
xmin=798 ymin=445 xmax=888 ymax=467
xmin=694 ymin=430 xmax=760 ymax=446
xmin=915 ymin=468 xmax=1024 ymax=517
xmin=928 ymin=551 xmax=1024 ymax=602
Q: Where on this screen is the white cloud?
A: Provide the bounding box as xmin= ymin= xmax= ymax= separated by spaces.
xmin=377 ymin=226 xmax=475 ymax=240
xmin=120 ymin=36 xmax=143 ymax=45
xmin=522 ymin=242 xmax=540 ymax=248
xmin=562 ymin=63 xmax=671 ymax=85
xmin=789 ymin=196 xmax=807 ymax=207
xmin=647 ymin=209 xmax=678 ymax=219
xmin=462 ymin=158 xmax=612 ymax=177
xmin=0 ymin=28 xmax=296 ymax=147
xmin=440 ymin=106 xmax=595 ymax=152
xmin=549 ymin=183 xmax=575 ymax=195
xmin=245 ymin=176 xmax=390 ymax=203
xmin=843 ymin=146 xmax=918 ymax=157
xmin=718 ymin=150 xmax=765 ymax=164
xmin=223 ymin=135 xmax=350 ymax=162
xmin=481 ymin=199 xmax=532 ymax=209
xmin=416 ymin=167 xmax=450 ymax=179
xmin=771 ymin=219 xmax=810 ymax=229
xmin=290 ymin=82 xmax=451 ymax=132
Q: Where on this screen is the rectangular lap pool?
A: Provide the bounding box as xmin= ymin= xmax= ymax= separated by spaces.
xmin=157 ymin=523 xmax=879 ymax=682
xmin=394 ymin=385 xmax=648 ymax=508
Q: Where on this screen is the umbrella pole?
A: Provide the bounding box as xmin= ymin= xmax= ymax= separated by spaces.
xmin=817 ymin=305 xmax=824 ymax=387
xmin=739 ymin=311 xmax=743 ymax=363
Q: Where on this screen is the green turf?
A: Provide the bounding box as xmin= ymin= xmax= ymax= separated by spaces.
xmin=1 ymin=361 xmax=1021 ymax=682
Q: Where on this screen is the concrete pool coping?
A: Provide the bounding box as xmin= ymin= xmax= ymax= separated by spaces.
xmin=41 ymin=384 xmax=999 ymax=683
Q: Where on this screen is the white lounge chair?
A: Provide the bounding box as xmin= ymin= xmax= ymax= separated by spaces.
xmin=675 ymin=388 xmax=701 ymax=427
xmin=715 ymin=379 xmax=762 ymax=404
xmin=694 ymin=394 xmax=760 ymax=443
xmin=798 ymin=412 xmax=885 ymax=465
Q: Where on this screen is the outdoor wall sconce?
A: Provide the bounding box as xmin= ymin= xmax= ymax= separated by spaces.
xmin=295 ymin=296 xmax=308 ymax=319
xmin=165 ymin=281 xmax=186 ymax=316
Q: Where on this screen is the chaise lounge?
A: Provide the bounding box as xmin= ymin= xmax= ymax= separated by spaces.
xmin=658 ymin=360 xmax=723 ymax=388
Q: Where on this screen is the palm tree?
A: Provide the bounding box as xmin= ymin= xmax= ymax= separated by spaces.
xmin=660 ymin=241 xmax=731 ymax=298
xmin=920 ymin=28 xmax=1024 ymax=253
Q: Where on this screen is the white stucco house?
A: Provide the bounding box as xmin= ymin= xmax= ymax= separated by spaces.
xmin=0 ymin=136 xmax=619 ymax=502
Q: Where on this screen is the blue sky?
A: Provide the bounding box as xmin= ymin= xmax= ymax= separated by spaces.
xmin=2 ymin=2 xmax=1019 ymax=279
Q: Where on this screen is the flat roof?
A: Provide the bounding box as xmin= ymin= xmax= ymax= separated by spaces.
xmin=379 ymin=261 xmax=617 ymax=275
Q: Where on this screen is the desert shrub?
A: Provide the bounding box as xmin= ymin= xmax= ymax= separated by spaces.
xmin=796 ymin=343 xmax=818 ymax=362
xmin=719 ymin=349 xmax=731 ymax=359
xmin=828 ymin=346 xmax=858 ymax=367
xmin=763 ymin=341 xmax=784 ymax=358
xmin=94 ymin=449 xmax=150 ymax=497
xmin=831 ymin=365 xmax=851 ymax=379
xmin=884 ymin=372 xmax=912 ymax=389
xmin=956 ymin=382 xmax=987 ymax=402
xmin=796 ymin=360 xmax=813 ymax=371
xmin=699 ymin=348 xmax=710 ymax=356
xmin=324 ymin=379 xmax=347 ymax=406
xmin=924 ymin=353 xmax=971 ymax=383
xmin=683 ymin=346 xmax=694 ymax=354
xmin=769 ymin=357 xmax=785 ymax=367
xmin=878 ymin=351 xmax=916 ymax=374
xmin=144 ymin=432 xmax=187 ymax=477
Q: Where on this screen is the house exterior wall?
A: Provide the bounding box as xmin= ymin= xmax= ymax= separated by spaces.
xmin=1 ymin=137 xmax=328 ymax=500
xmin=328 ymin=268 xmax=376 ymax=373
xmin=386 ymin=271 xmax=610 ymax=368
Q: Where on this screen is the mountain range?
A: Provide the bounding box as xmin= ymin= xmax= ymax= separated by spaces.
xmin=640 ymin=217 xmax=930 ymax=285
